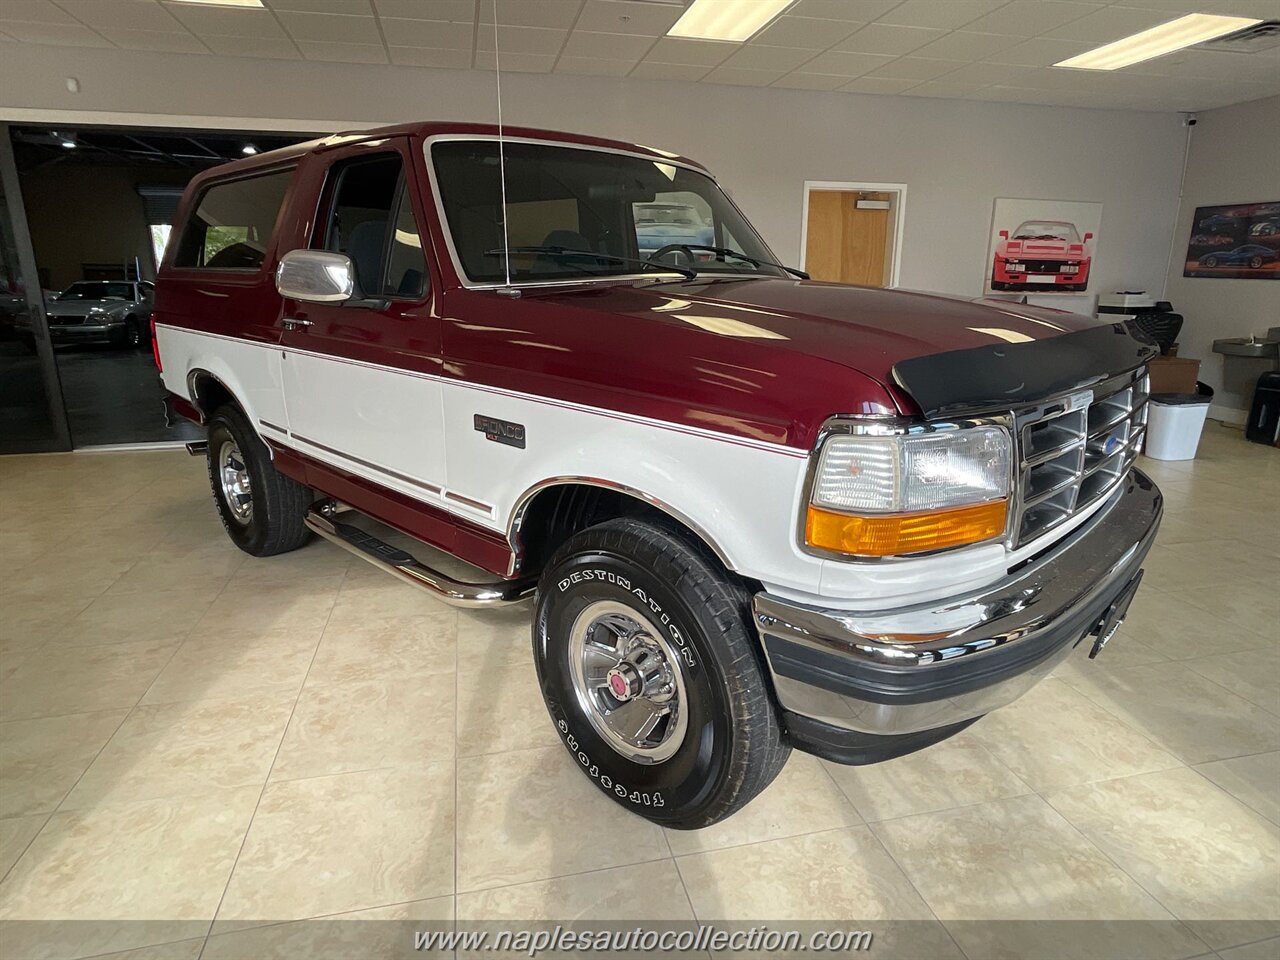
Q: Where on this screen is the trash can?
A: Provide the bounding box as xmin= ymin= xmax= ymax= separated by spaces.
xmin=1145 ymin=382 xmax=1213 ymax=460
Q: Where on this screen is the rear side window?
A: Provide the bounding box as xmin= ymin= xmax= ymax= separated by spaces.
xmin=320 ymin=154 xmax=428 ymax=299
xmin=173 ymin=168 xmax=293 ymax=271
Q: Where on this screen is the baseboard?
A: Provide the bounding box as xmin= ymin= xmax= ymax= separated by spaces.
xmin=1208 ymin=403 xmax=1247 ymax=427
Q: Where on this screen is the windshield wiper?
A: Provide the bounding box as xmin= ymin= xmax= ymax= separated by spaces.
xmin=484 ymin=246 xmax=697 ymax=281
xmin=668 ymin=245 xmax=808 ymax=280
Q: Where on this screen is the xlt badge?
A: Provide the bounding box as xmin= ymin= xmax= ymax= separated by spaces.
xmin=474 ymin=414 xmax=526 ymax=449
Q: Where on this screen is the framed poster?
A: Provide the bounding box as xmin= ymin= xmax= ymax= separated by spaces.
xmin=1182 ymin=201 xmax=1280 ymax=279
xmin=984 ymin=198 xmax=1102 ymax=296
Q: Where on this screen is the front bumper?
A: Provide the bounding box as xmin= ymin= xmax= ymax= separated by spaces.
xmin=755 ymin=469 xmax=1162 ymax=763
xmin=47 ymin=321 xmax=124 ymax=343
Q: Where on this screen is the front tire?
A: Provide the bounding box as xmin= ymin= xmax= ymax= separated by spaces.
xmin=206 ymin=403 xmax=312 ymax=556
xmin=122 ymin=317 xmax=142 ymax=349
xmin=533 ymin=518 xmax=789 ymax=829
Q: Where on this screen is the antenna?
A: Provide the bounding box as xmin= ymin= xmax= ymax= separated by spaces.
xmin=492 ymin=0 xmax=513 ymax=291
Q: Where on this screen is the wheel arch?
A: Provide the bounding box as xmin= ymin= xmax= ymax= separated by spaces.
xmin=509 ymin=477 xmax=737 ymax=579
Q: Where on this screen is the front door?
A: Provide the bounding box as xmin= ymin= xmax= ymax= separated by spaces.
xmin=278 ymin=140 xmax=448 ymax=507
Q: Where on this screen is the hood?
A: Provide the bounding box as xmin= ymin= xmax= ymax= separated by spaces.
xmin=47 ymin=300 xmax=125 ymax=318
xmin=999 ymin=238 xmax=1088 ymax=258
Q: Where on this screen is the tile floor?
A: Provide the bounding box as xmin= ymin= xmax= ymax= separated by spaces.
xmin=0 ymin=422 xmax=1276 ymax=959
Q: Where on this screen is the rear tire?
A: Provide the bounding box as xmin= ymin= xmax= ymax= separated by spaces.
xmin=533 ymin=518 xmax=789 ymax=829
xmin=206 ymin=403 xmax=312 ymax=557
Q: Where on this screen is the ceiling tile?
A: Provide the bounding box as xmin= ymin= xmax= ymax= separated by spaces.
xmin=876 ymin=0 xmax=1008 ymax=31
xmin=753 ymin=16 xmax=861 ymax=49
xmin=98 ymin=28 xmax=208 ymax=53
xmin=560 ymin=30 xmax=654 ymax=59
xmin=575 ymin=0 xmax=681 ymax=36
xmin=277 ymin=11 xmax=382 ymax=43
xmin=942 ymin=60 xmax=1037 ymax=84
xmin=644 ymin=36 xmax=737 ymax=66
xmin=0 ymin=20 xmax=111 ymax=46
xmin=1044 ymin=4 xmax=1178 ymax=42
xmin=166 ymin=5 xmax=285 ymax=38
xmin=58 ymin=0 xmax=182 ymax=33
xmin=0 ymin=1 xmax=75 ymax=24
xmin=802 ymin=48 xmax=896 ymax=76
xmin=789 ymin=0 xmax=899 ymax=20
xmin=902 ymin=79 xmax=992 ymax=98
xmin=296 ymin=39 xmax=388 ymax=62
xmin=838 ymin=76 xmax=921 ymax=94
xmin=479 ymin=0 xmax=582 ymax=28
xmin=388 ymin=44 xmax=471 ymax=66
xmin=771 ymin=71 xmax=848 ymax=89
xmin=835 ymin=23 xmax=946 ymax=56
xmin=910 ymin=30 xmax=1020 ymax=61
xmin=476 ymin=24 xmax=566 ymax=54
xmin=964 ymin=1 xmax=1105 ymax=38
xmin=703 ymin=65 xmax=788 ymax=86
xmin=554 ymin=55 xmax=635 ymax=75
xmin=380 ymin=18 xmax=472 ymax=48
xmin=473 ymin=49 xmax=556 ymax=71
xmin=202 ymin=34 xmax=300 ymax=58
xmin=628 ymin=60 xmax=713 ymax=81
xmin=866 ymin=56 xmax=965 ymax=80
xmin=271 ymin=0 xmax=373 ymax=13
xmin=200 ymin=34 xmax=298 ymax=57
xmin=986 ymin=37 xmax=1095 ymax=66
xmin=721 ymin=43 xmax=815 ymax=71
xmin=374 ymin=0 xmax=474 ymax=19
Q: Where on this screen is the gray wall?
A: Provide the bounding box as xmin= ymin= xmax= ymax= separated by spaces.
xmin=1 ymin=43 xmax=1189 ymax=310
xmin=1163 ymin=95 xmax=1280 ymax=420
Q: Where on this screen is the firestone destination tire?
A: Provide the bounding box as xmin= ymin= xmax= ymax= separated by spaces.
xmin=533 ymin=518 xmax=790 ymax=829
xmin=206 ymin=403 xmax=312 ymax=557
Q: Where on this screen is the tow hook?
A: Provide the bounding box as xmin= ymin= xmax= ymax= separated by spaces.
xmin=1088 ymin=569 xmax=1144 ymax=660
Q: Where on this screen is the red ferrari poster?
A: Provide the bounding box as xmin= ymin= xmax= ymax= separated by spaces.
xmin=1183 ymin=201 xmax=1280 ymax=279
xmin=985 ymin=198 xmax=1102 ymax=297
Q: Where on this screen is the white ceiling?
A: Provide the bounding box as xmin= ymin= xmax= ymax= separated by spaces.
xmin=2 ymin=0 xmax=1279 ymax=112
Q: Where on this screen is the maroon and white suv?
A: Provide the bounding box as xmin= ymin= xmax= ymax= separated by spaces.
xmin=156 ymin=122 xmax=1161 ymax=828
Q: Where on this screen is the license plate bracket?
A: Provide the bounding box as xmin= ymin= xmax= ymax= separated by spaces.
xmin=1088 ymin=569 xmax=1144 ymax=660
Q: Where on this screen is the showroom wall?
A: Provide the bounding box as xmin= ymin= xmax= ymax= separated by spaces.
xmin=1163 ymin=94 xmax=1280 ymax=421
xmin=21 ymin=162 xmax=189 ymax=290
xmin=1 ymin=43 xmax=1188 ymax=312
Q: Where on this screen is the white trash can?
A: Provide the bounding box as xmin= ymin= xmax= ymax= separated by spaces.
xmin=1145 ymin=387 xmax=1212 ymax=461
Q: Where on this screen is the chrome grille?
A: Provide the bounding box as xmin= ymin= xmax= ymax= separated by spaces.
xmin=1013 ymin=368 xmax=1149 ymax=547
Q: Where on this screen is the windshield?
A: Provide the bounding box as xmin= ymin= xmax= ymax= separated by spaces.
xmin=432 ymin=140 xmax=785 ymax=283
xmin=56 ymin=281 xmax=133 ymax=301
xmin=1011 ymin=221 xmax=1080 ymax=243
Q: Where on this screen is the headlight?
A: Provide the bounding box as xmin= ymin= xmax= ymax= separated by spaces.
xmin=805 ymin=426 xmax=1012 ymax=557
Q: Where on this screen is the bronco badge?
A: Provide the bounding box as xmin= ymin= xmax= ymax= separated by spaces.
xmin=474 ymin=414 xmax=526 ymax=449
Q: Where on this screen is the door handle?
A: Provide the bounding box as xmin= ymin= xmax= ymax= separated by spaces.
xmin=281 ymin=317 xmax=313 ymax=331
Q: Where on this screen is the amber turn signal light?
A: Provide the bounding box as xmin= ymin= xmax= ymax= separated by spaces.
xmin=805 ymin=500 xmax=1008 ymax=557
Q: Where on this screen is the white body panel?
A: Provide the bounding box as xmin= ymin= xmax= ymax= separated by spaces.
xmin=159 ymin=324 xmax=1099 ymax=607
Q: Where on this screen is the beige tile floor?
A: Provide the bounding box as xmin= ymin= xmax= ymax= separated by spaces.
xmin=0 ymin=422 xmax=1276 ymax=959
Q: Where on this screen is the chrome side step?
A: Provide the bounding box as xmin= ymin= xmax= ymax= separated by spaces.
xmin=185 ymin=441 xmax=208 ymax=457
xmin=304 ymin=504 xmax=535 ymax=608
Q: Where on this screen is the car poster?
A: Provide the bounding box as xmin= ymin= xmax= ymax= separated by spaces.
xmin=984 ymin=198 xmax=1102 ymax=297
xmin=1183 ymin=201 xmax=1280 ymax=280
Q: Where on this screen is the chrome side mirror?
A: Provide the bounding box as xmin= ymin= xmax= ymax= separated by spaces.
xmin=275 ymin=249 xmax=355 ymax=303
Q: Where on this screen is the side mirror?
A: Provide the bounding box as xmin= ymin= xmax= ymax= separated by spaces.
xmin=998 ymin=230 xmax=1009 ymax=239
xmin=1083 ymin=231 xmax=1094 ymax=241
xmin=275 ymin=249 xmax=355 ymax=303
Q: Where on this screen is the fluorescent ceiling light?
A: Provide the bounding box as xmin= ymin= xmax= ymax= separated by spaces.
xmin=1054 ymin=13 xmax=1261 ymax=70
xmin=241 ymin=144 xmax=258 ymax=155
xmin=667 ymin=0 xmax=793 ymax=43
xmin=166 ymin=0 xmax=264 ymax=8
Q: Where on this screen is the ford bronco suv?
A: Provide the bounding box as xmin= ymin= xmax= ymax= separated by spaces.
xmin=156 ymin=122 xmax=1161 ymax=829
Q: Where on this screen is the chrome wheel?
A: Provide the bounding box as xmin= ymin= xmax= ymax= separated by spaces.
xmin=217 ymin=439 xmax=253 ymax=525
xmin=567 ymin=599 xmax=688 ymax=764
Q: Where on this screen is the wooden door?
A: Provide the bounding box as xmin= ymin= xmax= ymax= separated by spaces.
xmin=804 ymin=190 xmax=892 ymax=287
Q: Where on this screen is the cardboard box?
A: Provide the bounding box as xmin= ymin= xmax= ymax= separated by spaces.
xmin=1148 ymin=356 xmax=1200 ymax=394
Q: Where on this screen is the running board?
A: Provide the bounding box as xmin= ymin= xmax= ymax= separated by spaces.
xmin=185 ymin=441 xmax=208 ymax=456
xmin=304 ymin=505 xmax=535 ymax=608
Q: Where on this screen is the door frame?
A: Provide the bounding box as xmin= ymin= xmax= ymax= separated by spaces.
xmin=798 ymin=180 xmax=907 ymax=288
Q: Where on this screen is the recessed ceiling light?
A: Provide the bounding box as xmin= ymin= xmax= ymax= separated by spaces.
xmin=1054 ymin=13 xmax=1262 ymax=70
xmin=667 ymin=0 xmax=793 ymax=43
xmin=60 ymin=140 xmax=76 ymax=149
xmin=241 ymin=144 xmax=258 ymax=155
xmin=165 ymin=0 xmax=264 ymax=9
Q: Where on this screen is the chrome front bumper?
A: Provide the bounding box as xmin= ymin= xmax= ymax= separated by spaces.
xmin=755 ymin=469 xmax=1162 ymax=753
